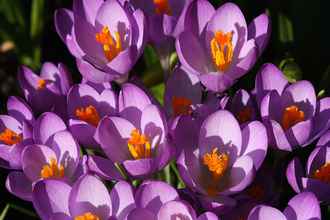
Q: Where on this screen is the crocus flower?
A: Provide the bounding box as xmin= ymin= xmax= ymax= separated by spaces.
xmin=255 ymin=63 xmax=330 ymax=151
xmin=55 ymin=0 xmax=149 ymax=85
xmin=5 ymin=112 xmax=79 ymax=201
xmin=247 ymin=192 xmax=321 ymax=220
xmin=18 ymin=62 xmax=73 ymax=115
xmin=32 ymin=174 xmax=136 ymax=220
xmin=176 ymin=1 xmax=271 ymax=93
xmin=0 ymin=96 xmax=35 ymax=169
xmin=95 ymin=83 xmax=175 ymax=180
xmin=67 ymin=82 xmax=118 ymax=151
xmin=176 ymin=109 xmax=268 ymax=215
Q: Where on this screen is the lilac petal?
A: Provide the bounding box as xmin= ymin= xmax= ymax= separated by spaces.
xmin=98 ymin=116 xmax=135 ymax=163
xmin=148 ymin=14 xmax=176 ymax=46
xmin=286 ymin=157 xmax=303 ymax=194
xmin=7 ymin=96 xmax=35 ymax=124
xmin=157 ymin=200 xmax=197 ymax=220
xmin=68 ymin=155 xmax=91 ymax=186
xmin=283 ymin=192 xmax=321 ymax=220
xmin=135 ymin=179 xmax=179 ymax=215
xmin=198 ymin=71 xmax=237 ymax=93
xmin=88 ymin=155 xmax=124 ymax=181
xmin=50 ymin=212 xmax=72 ymax=220
xmin=285 ymin=118 xmax=315 ymax=149
xmin=191 ymin=104 xmax=211 ymax=127
xmin=301 ymin=177 xmax=330 ymax=201
xmin=262 ymin=119 xmax=292 ymax=151
xmin=248 ymin=205 xmax=286 ymax=220
xmin=33 ymin=112 xmax=67 ymax=146
xmin=54 ymin=8 xmax=74 ymax=43
xmin=6 ymin=171 xmax=33 ymax=201
xmin=58 ymin=63 xmax=73 ymax=95
xmin=177 ymin=188 xmax=201 ymax=216
xmin=197 ymin=212 xmax=219 ymax=220
xmin=316 ymin=130 xmax=330 ymax=147
xmin=248 ymin=13 xmax=272 ymax=57
xmin=73 ymin=0 xmax=103 ymax=24
xmin=32 ymin=179 xmax=71 ymax=220
xmin=51 ymin=105 xmax=70 ymax=125
xmin=229 ymin=89 xmax=253 ymax=118
xmin=260 ymin=90 xmax=281 ymax=121
xmin=18 ymin=66 xmax=39 ymax=97
xmin=69 ymin=174 xmax=112 ymax=219
xmin=123 ymin=157 xmax=159 ymax=180
xmin=197 ymin=194 xmax=236 ymax=216
xmin=127 ymin=207 xmax=157 ymax=220
xmin=119 ymin=83 xmax=151 ymax=130
xmin=9 ymin=139 xmax=32 ymax=170
xmin=199 ymin=110 xmax=242 ymax=169
xmin=130 ymin=8 xmax=149 ymax=57
xmin=0 ymin=115 xmax=22 ymax=137
xmin=155 ymin=133 xmax=175 ymax=172
xmin=241 ymin=121 xmax=267 ymax=170
xmin=306 ymin=146 xmax=330 ymax=178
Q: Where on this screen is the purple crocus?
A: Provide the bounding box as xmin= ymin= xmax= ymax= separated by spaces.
xmin=32 ymin=174 xmax=136 ymax=220
xmin=176 ymin=1 xmax=271 ymax=93
xmin=176 ymin=109 xmax=268 ymax=215
xmin=94 ymin=83 xmax=175 ymax=180
xmin=18 ymin=62 xmax=73 ymax=115
xmin=0 ymin=96 xmax=35 ymax=169
xmin=255 ymin=63 xmax=330 ymax=151
xmin=67 ymin=82 xmax=118 ymax=151
xmin=55 ymin=0 xmax=149 ymax=85
xmin=247 ymin=192 xmax=321 ymax=220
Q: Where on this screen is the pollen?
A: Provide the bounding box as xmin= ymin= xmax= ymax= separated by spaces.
xmin=95 ymin=26 xmax=122 ymax=63
xmin=313 ymin=162 xmax=330 ymax=184
xmin=172 ymin=96 xmax=192 ymax=116
xmin=236 ymin=108 xmax=251 ymax=125
xmin=248 ymin=185 xmax=265 ymax=201
xmin=76 ymin=106 xmax=101 ymax=127
xmin=75 ymin=212 xmax=99 ymax=220
xmin=41 ymin=157 xmax=64 ymax=179
xmin=154 ymin=0 xmax=171 ymax=16
xmin=281 ymin=105 xmax=305 ymax=131
xmin=211 ymin=29 xmax=233 ymax=72
xmin=206 ymin=184 xmax=220 ymax=196
xmin=128 ymin=129 xmax=150 ymax=159
xmin=203 ymin=148 xmax=228 ymax=182
xmin=0 ymin=129 xmax=23 ymax=146
xmin=36 ymin=78 xmax=49 ymax=90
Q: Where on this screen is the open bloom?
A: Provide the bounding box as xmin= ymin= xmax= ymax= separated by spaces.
xmin=176 ymin=1 xmax=271 ymax=92
xmin=255 ymin=63 xmax=330 ymax=151
xmin=55 ymin=0 xmax=149 ymax=85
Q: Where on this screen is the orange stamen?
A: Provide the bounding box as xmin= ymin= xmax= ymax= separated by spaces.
xmin=0 ymin=129 xmax=23 ymax=146
xmin=313 ymin=162 xmax=330 ymax=184
xmin=154 ymin=0 xmax=172 ymax=15
xmin=281 ymin=105 xmax=305 ymax=131
xmin=172 ymin=96 xmax=192 ymax=116
xmin=36 ymin=78 xmax=49 ymax=90
xmin=203 ymin=148 xmax=228 ymax=182
xmin=248 ymin=185 xmax=265 ymax=201
xmin=236 ymin=108 xmax=251 ymax=125
xmin=75 ymin=212 xmax=100 ymax=220
xmin=41 ymin=157 xmax=65 ymax=179
xmin=211 ymin=29 xmax=233 ymax=72
xmin=95 ymin=26 xmax=122 ymax=62
xmin=76 ymin=106 xmax=101 ymax=127
xmin=127 ymin=129 xmax=150 ymax=159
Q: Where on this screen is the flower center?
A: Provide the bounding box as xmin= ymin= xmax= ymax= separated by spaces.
xmin=248 ymin=185 xmax=265 ymax=200
xmin=313 ymin=162 xmax=330 ymax=184
xmin=0 ymin=129 xmax=23 ymax=146
xmin=36 ymin=78 xmax=50 ymax=90
xmin=172 ymin=96 xmax=192 ymax=116
xmin=75 ymin=212 xmax=99 ymax=220
xmin=281 ymin=105 xmax=305 ymax=131
xmin=76 ymin=106 xmax=101 ymax=127
xmin=127 ymin=129 xmax=150 ymax=159
xmin=236 ymin=108 xmax=251 ymax=125
xmin=41 ymin=157 xmax=64 ymax=179
xmin=95 ymin=26 xmax=122 ymax=62
xmin=154 ymin=0 xmax=172 ymax=15
xmin=211 ymin=29 xmax=233 ymax=72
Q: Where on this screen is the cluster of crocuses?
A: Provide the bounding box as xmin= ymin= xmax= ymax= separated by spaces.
xmin=0 ymin=0 xmax=329 ymax=219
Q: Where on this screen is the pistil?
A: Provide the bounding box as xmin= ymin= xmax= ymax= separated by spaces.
xmin=281 ymin=105 xmax=305 ymax=131
xmin=95 ymin=26 xmax=122 ymax=62
xmin=40 ymin=157 xmax=64 ymax=179
xmin=211 ymin=29 xmax=233 ymax=72
xmin=172 ymin=96 xmax=192 ymax=116
xmin=76 ymin=106 xmax=101 ymax=127
xmin=154 ymin=0 xmax=172 ymax=15
xmin=127 ymin=129 xmax=150 ymax=159
xmin=0 ymin=129 xmax=23 ymax=146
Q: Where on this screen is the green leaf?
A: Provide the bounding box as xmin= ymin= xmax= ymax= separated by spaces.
xmin=149 ymin=82 xmax=165 ymax=107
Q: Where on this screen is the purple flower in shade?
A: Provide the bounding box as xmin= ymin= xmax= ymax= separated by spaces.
xmin=95 ymin=83 xmax=175 ymax=180
xmin=128 ymin=179 xmax=219 ymax=220
xmin=255 ymin=63 xmax=330 ymax=151
xmin=163 ymin=62 xmax=202 ymax=119
xmin=176 ymin=109 xmax=268 ymax=215
xmin=5 ymin=112 xmax=80 ymax=201
xmin=18 ymin=62 xmax=73 ymax=115
xmin=0 ymin=96 xmax=35 ymax=169
xmin=129 ymin=0 xmax=192 ymax=81
xmin=247 ymin=192 xmax=321 ymax=220
xmin=32 ymin=174 xmax=136 ymax=220
xmin=175 ymin=1 xmax=271 ymax=93
xmin=55 ymin=0 xmax=149 ymax=85
xmin=66 ymin=82 xmax=118 ymax=151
